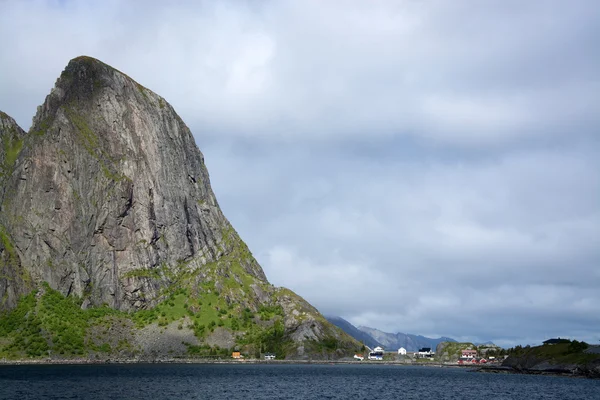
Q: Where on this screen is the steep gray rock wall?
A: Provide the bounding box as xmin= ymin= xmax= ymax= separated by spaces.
xmin=0 ymin=112 xmax=32 ymax=309
xmin=0 ymin=56 xmax=359 ymax=358
xmin=1 ymin=56 xmax=267 ymax=311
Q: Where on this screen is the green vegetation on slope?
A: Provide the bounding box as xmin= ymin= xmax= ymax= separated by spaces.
xmin=0 ymin=284 xmax=122 ymax=359
xmin=507 ymin=341 xmax=597 ymax=365
xmin=0 ymin=261 xmax=289 ymax=360
xmin=30 ymin=116 xmax=53 ymax=137
xmin=436 ymin=341 xmax=476 ymax=359
xmin=0 ymin=202 xmax=348 ymax=361
xmin=236 ymin=319 xmax=292 ymax=358
xmin=0 ymin=128 xmax=23 ymax=178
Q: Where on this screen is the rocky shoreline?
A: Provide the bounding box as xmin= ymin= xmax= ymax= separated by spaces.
xmin=0 ymin=358 xmax=468 ymax=366
xmin=476 ymin=365 xmax=600 ymax=379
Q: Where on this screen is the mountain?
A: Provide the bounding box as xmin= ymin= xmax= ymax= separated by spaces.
xmin=358 ymin=326 xmax=456 ymax=352
xmin=0 ymin=56 xmax=360 ymax=360
xmin=326 ymin=316 xmax=382 ymax=349
xmin=326 ymin=316 xmax=457 ymax=352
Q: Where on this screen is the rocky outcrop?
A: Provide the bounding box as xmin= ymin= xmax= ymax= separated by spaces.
xmin=435 ymin=341 xmax=477 ymax=362
xmin=0 ymin=112 xmax=32 ymax=310
xmin=0 ymin=56 xmax=359 ymax=359
xmin=501 ymin=343 xmax=600 ymax=379
xmin=0 ymin=111 xmax=26 ymax=180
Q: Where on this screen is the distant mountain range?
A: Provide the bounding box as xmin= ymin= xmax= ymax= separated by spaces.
xmin=327 ymin=316 xmax=457 ymax=352
xmin=326 ymin=317 xmax=384 ymax=348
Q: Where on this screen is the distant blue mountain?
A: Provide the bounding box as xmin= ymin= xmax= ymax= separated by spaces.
xmin=358 ymin=326 xmax=457 ymax=352
xmin=326 ymin=316 xmax=382 ymax=348
xmin=326 ymin=316 xmax=457 ymax=352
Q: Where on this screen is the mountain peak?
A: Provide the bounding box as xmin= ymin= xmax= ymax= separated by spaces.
xmin=0 ymin=57 xmax=360 ymax=360
xmin=0 ymin=110 xmax=12 ymax=121
xmin=61 ymin=55 xmax=124 ymax=89
xmin=70 ymin=55 xmax=109 ymax=65
xmin=38 ymin=56 xmax=153 ymax=116
xmin=61 ymin=55 xmax=147 ymax=89
xmin=68 ymin=55 xmax=112 ymax=70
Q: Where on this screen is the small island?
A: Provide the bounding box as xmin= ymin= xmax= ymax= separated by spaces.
xmin=489 ymin=339 xmax=600 ymax=379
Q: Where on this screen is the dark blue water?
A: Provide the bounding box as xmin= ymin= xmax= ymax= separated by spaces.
xmin=0 ymin=364 xmax=598 ymax=400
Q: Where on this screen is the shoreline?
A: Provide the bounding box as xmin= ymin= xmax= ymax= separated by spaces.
xmin=476 ymin=365 xmax=600 ymax=380
xmin=3 ymin=358 xmax=596 ymax=379
xmin=0 ymin=358 xmax=473 ymax=367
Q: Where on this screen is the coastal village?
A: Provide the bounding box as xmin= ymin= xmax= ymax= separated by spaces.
xmin=231 ymin=342 xmax=508 ymax=363
xmin=342 ymin=337 xmax=598 ymax=368
xmin=347 ymin=342 xmax=507 ymax=365
xmin=229 ymin=338 xmax=585 ymax=363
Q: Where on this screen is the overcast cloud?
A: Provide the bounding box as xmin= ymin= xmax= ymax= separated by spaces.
xmin=1 ymin=0 xmax=599 ymax=347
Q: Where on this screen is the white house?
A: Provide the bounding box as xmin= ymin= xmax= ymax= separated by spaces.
xmin=461 ymin=349 xmax=477 ymax=359
xmin=417 ymin=347 xmax=433 ymax=358
xmin=368 ymin=346 xmax=384 ymax=360
xmin=398 ymin=347 xmax=407 ymax=355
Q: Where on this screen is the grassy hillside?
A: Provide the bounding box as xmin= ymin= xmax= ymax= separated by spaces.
xmin=0 ymin=230 xmax=359 ymax=361
xmin=505 ymin=341 xmax=598 ymax=367
xmin=0 ymin=283 xmax=292 ymax=360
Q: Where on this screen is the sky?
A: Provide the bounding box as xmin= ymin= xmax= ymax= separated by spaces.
xmin=1 ymin=0 xmax=599 ymax=348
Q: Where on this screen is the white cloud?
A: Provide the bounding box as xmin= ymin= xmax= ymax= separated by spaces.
xmin=1 ymin=0 xmax=599 ymax=346
xmin=214 ymin=142 xmax=600 ymax=344
xmin=3 ymin=0 xmax=599 ymax=145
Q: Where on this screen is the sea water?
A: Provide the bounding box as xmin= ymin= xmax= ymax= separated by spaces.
xmin=0 ymin=363 xmax=598 ymax=400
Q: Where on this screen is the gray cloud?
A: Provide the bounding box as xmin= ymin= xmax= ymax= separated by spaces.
xmin=1 ymin=0 xmax=599 ymax=346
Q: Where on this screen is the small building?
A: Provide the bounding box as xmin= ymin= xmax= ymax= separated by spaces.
xmin=354 ymin=354 xmax=364 ymax=361
xmin=368 ymin=346 xmax=384 ymax=360
xmin=462 ymin=349 xmax=477 ymax=359
xmin=232 ymin=351 xmax=242 ymax=359
xmin=417 ymin=347 xmax=433 ymax=358
xmin=398 ymin=347 xmax=407 ymax=355
xmin=264 ymin=353 xmax=276 ymax=360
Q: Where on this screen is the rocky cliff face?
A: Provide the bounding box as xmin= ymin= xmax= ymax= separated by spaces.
xmin=2 ymin=56 xmax=267 ymax=311
xmin=0 ymin=112 xmax=32 ymax=310
xmin=0 ymin=56 xmax=358 ymax=359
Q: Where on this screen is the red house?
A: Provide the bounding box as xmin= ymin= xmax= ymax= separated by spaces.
xmin=461 ymin=349 xmax=477 ymax=358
